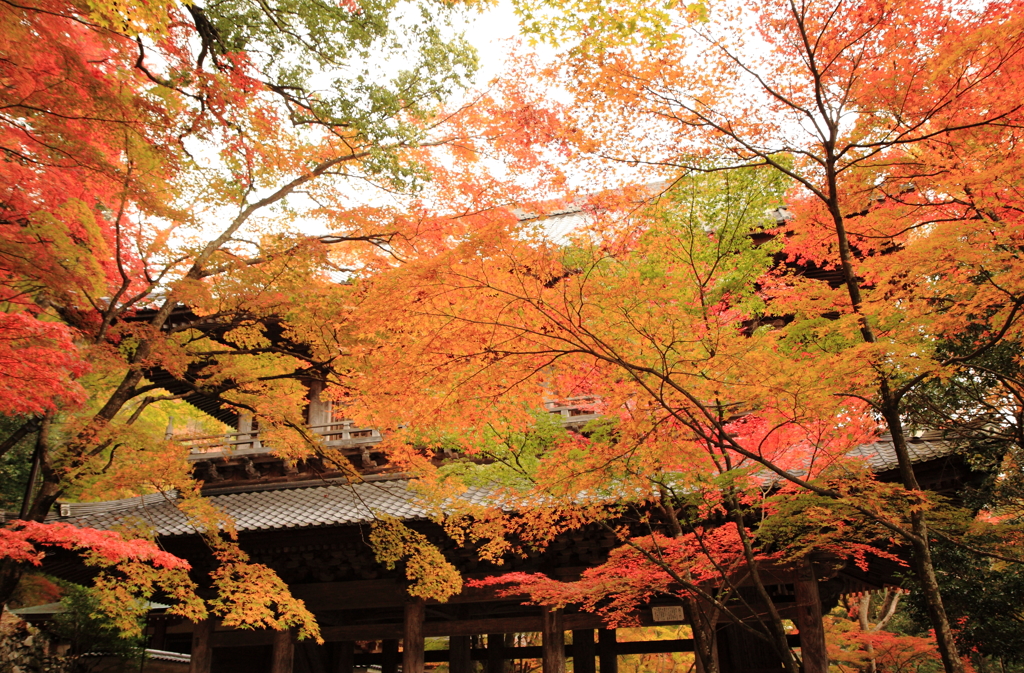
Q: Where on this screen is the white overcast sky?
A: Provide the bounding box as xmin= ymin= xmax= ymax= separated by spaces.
xmin=461 ymin=0 xmax=525 ymax=84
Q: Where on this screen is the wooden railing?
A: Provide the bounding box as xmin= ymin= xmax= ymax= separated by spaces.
xmin=182 ymin=421 xmax=382 ymax=461
xmin=181 ymin=401 xmax=602 ymax=461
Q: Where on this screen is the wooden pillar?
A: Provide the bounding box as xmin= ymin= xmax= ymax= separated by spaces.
xmin=597 ymin=628 xmax=617 ymax=673
xmin=307 ymin=378 xmax=330 ymax=428
xmin=542 ymin=608 xmax=565 ymax=673
xmin=237 ymin=412 xmax=253 ymax=449
xmin=573 ymin=629 xmax=596 ymax=673
xmin=382 ymin=639 xmax=400 ymax=673
xmin=451 ymin=636 xmax=473 ymax=673
xmin=271 ymin=628 xmax=295 ymax=673
xmin=794 ymin=560 xmax=828 ymax=673
xmin=404 ymin=598 xmax=426 ymax=673
xmin=487 ymin=633 xmax=505 ymax=673
xmin=188 ymin=618 xmax=214 ymax=673
xmin=332 ymin=641 xmax=354 ymax=673
xmin=716 ymin=623 xmax=786 ymax=673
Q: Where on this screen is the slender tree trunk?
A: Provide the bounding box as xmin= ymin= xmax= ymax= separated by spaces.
xmin=828 ymin=166 xmax=965 ymax=673
xmin=0 ymin=560 xmax=24 ymax=612
xmin=0 ymin=417 xmax=39 ymax=460
xmin=661 ymin=491 xmax=721 ymax=673
xmin=857 ymin=594 xmax=877 ymax=673
xmin=18 ymin=414 xmax=50 ymax=519
xmin=685 ymin=596 xmax=719 ymax=673
xmin=878 ymin=398 xmax=964 ymax=673
xmin=724 ymin=494 xmax=800 ymax=673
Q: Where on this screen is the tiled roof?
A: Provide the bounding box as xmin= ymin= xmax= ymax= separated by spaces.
xmin=146 ymin=650 xmax=191 ymax=664
xmin=847 ymin=430 xmax=955 ymax=472
xmin=46 ymin=433 xmax=959 ymax=537
xmin=51 ymin=479 xmax=496 ymax=538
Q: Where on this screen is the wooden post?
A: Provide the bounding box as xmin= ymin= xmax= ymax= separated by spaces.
xmin=237 ymin=412 xmax=253 ymax=450
xmin=382 ymin=639 xmax=400 ymax=673
xmin=794 ymin=560 xmax=828 ymax=673
xmin=598 ymin=628 xmax=617 ymax=673
xmin=404 ymin=598 xmax=426 ymax=673
xmin=573 ymin=629 xmax=596 ymax=673
xmin=332 ymin=641 xmax=354 ymax=673
xmin=271 ymin=628 xmax=295 ymax=673
xmin=307 ymin=378 xmax=330 ymax=428
xmin=450 ymin=636 xmax=473 ymax=673
xmin=188 ymin=618 xmax=214 ymax=673
xmin=487 ymin=633 xmax=505 ymax=673
xmin=542 ymin=608 xmax=565 ymax=673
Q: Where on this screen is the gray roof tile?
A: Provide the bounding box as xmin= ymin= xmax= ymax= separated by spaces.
xmin=53 ymin=480 xmax=497 ymax=538
xmin=848 ymin=431 xmax=955 ymax=472
xmin=48 ymin=435 xmax=958 ymax=537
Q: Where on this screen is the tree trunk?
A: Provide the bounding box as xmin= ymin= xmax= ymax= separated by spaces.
xmin=685 ymin=597 xmax=719 ymax=673
xmin=826 ymin=148 xmax=965 ymax=673
xmin=879 ymin=399 xmax=964 ymax=673
xmin=0 ymin=560 xmax=24 ymax=612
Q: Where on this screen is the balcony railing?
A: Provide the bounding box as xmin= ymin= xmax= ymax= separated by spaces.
xmin=181 ymin=402 xmax=602 ymax=462
xmin=182 ymin=421 xmax=383 ymax=462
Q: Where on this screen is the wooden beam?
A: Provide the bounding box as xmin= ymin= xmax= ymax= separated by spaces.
xmin=598 ymin=628 xmax=617 ymax=673
xmin=290 ymin=579 xmax=526 ymax=612
xmin=404 ymin=598 xmax=426 ymax=673
xmin=216 ymin=609 xmax=691 ymax=647
xmin=188 ymin=618 xmax=215 ymax=673
xmin=349 ymin=638 xmax=701 ymax=666
xmin=573 ymin=630 xmax=596 ymax=673
xmin=318 ymin=612 xmax=611 ymax=642
xmin=450 ymin=636 xmax=473 ymax=673
xmin=794 ymin=560 xmax=828 ymax=673
xmin=542 ymin=608 xmax=565 ymax=673
xmin=615 ymin=640 xmax=694 ymax=655
xmin=271 ymin=628 xmax=295 ymax=673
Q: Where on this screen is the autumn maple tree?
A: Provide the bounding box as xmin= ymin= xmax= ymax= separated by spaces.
xmin=0 ymin=0 xmax=511 ymax=635
xmin=7 ymin=0 xmax=1024 ymax=665
xmin=333 ymin=1 xmax=1024 ymax=672
xmin=348 ymin=169 xmax=896 ymax=673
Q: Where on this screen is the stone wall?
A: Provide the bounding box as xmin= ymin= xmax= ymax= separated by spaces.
xmin=0 ymin=610 xmax=68 ymax=673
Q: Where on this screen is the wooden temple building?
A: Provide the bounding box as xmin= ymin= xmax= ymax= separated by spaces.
xmin=26 ymin=208 xmax=977 ymax=673
xmin=37 ymin=384 xmax=971 ymax=673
